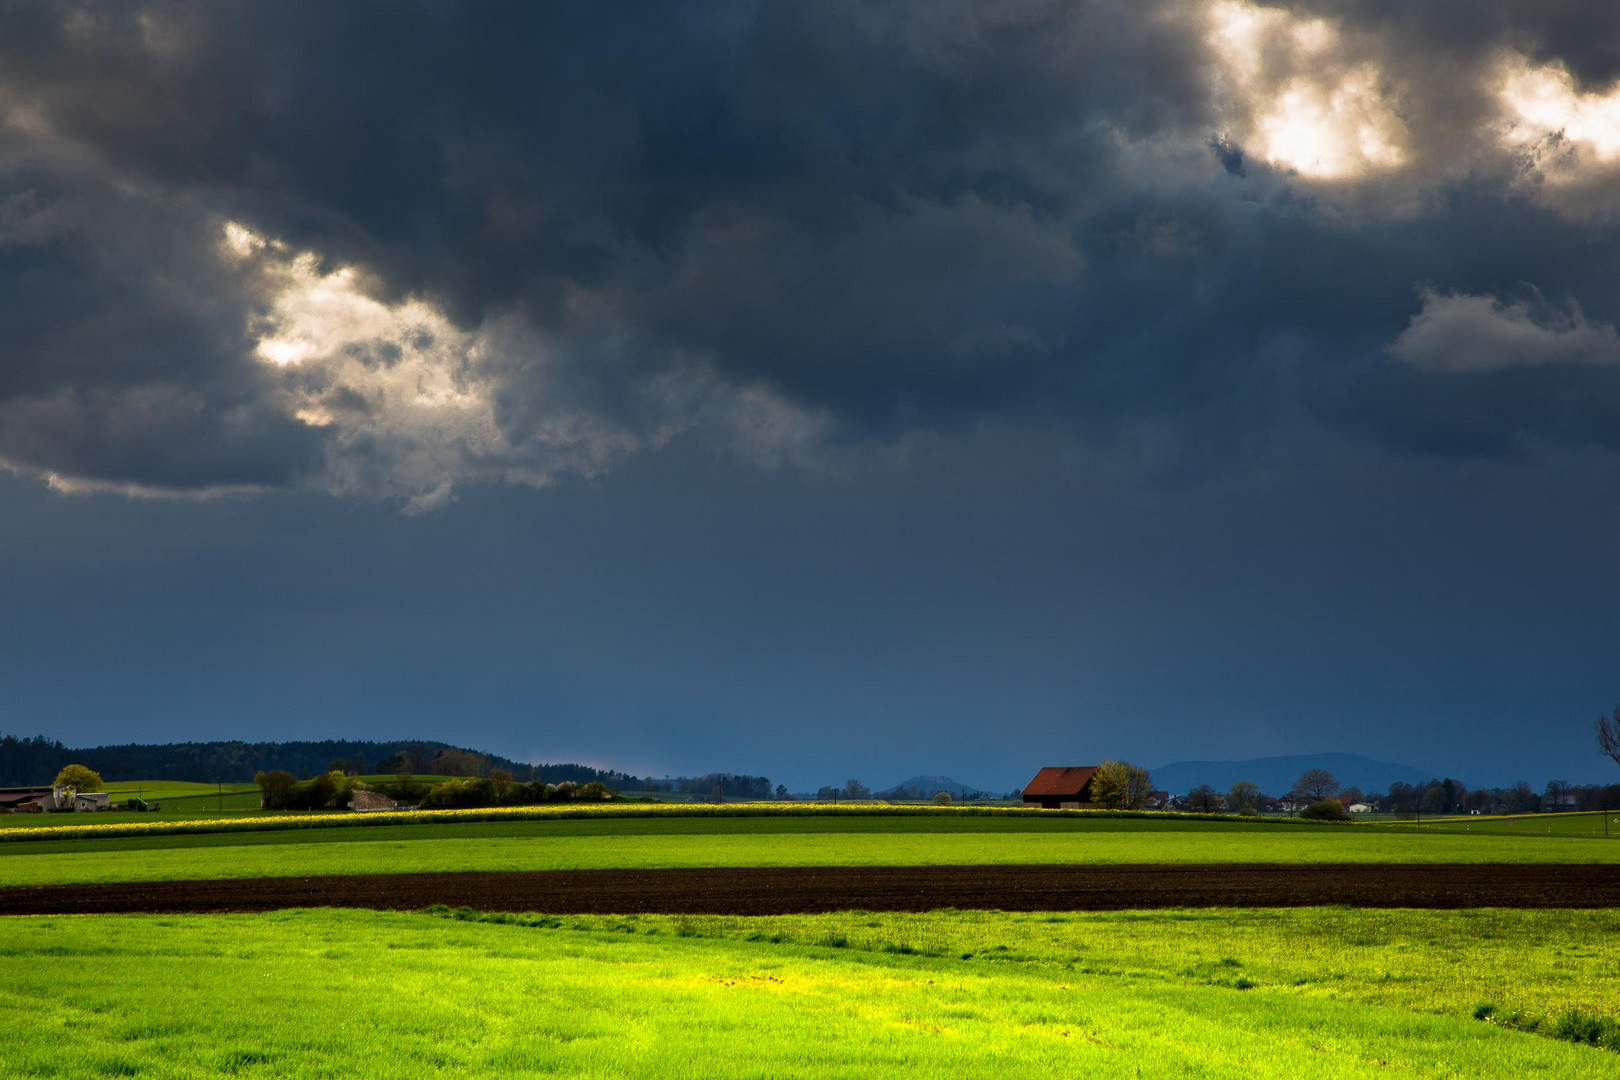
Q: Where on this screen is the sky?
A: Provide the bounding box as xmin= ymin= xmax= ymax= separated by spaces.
xmin=2 ymin=0 xmax=1619 ymax=792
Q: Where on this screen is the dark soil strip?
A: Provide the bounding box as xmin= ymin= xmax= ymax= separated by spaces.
xmin=3 ymin=863 xmax=1619 ymax=915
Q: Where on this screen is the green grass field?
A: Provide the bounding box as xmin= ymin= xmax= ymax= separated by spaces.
xmin=3 ymin=813 xmax=1618 ymax=887
xmin=1 ymin=906 xmax=1615 ymax=1078
xmin=1384 ymin=811 xmax=1620 ymax=839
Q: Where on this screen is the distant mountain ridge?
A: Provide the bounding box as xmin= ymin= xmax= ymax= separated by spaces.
xmin=878 ymin=774 xmax=987 ymax=799
xmin=1148 ymin=753 xmax=1451 ymax=798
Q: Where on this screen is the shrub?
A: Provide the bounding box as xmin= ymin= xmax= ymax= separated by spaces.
xmin=1300 ymin=798 xmax=1350 ymax=821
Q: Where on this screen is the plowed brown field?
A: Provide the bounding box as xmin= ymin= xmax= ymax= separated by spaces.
xmin=4 ymin=863 xmax=1618 ymax=915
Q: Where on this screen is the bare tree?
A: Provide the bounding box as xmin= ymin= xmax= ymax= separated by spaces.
xmin=1598 ymin=706 xmax=1620 ymax=769
xmin=1294 ymin=768 xmax=1340 ymax=800
xmin=490 ymin=768 xmax=513 ymax=800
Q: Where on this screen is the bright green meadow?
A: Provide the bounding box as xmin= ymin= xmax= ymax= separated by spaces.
xmin=2 ymin=906 xmax=1616 ymax=1079
xmin=3 ymin=813 xmax=1619 ymax=886
xmin=1387 ymin=811 xmax=1620 ymax=840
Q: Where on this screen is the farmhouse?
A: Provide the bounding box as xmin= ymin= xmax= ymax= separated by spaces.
xmin=0 ymin=790 xmax=52 ymax=813
xmin=1022 ymin=766 xmax=1099 ymax=809
xmin=72 ymin=791 xmax=112 ymax=812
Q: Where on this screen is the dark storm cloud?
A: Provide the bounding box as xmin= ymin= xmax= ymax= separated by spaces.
xmin=0 ymin=139 xmax=325 ymax=489
xmin=4 ymin=0 xmax=1620 ymax=498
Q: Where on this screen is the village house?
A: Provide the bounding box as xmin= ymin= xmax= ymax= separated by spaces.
xmin=1022 ymin=766 xmax=1099 ymax=809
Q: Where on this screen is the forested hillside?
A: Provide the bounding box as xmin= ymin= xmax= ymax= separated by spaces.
xmin=0 ymin=732 xmax=643 ymax=789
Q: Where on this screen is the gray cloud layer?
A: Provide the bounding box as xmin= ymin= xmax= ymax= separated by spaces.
xmin=4 ymin=0 xmax=1620 ymax=502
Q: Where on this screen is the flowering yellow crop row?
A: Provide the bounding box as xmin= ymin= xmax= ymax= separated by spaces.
xmin=0 ymin=800 xmax=1286 ymax=844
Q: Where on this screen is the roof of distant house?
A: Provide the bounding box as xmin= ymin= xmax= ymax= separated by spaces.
xmin=1022 ymin=766 xmax=1099 ymax=798
xmin=349 ymin=789 xmax=399 ymax=811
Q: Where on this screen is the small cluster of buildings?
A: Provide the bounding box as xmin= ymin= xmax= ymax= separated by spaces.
xmin=0 ymin=785 xmax=113 ymax=813
xmin=1020 ymin=766 xmax=1371 ymax=813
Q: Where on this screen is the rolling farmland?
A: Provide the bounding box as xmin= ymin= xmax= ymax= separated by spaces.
xmin=2 ymin=808 xmax=1618 ymax=888
xmin=2 ymin=803 xmax=1616 ymax=1075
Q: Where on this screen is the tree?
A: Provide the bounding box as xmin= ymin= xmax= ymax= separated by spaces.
xmin=1227 ymin=781 xmax=1261 ymax=814
xmin=1294 ymin=769 xmax=1340 ymax=800
xmin=1505 ymin=781 xmax=1540 ymax=814
xmin=1090 ymin=759 xmax=1152 ymax=809
xmin=933 ymin=790 xmax=952 ymax=805
xmin=53 ymin=764 xmax=103 ymax=792
xmin=490 ymin=768 xmax=513 ymax=797
xmin=255 ymin=769 xmax=297 ymax=809
xmin=1186 ymin=784 xmax=1223 ymax=813
xmin=774 ymin=784 xmax=789 ymax=800
xmin=1386 ymin=781 xmax=1420 ymax=815
xmin=306 ymin=771 xmax=337 ymax=808
xmin=842 ymin=779 xmax=870 ymax=799
xmin=1421 ymin=784 xmax=1449 ymax=815
xmin=1598 ymin=706 xmax=1620 ymax=769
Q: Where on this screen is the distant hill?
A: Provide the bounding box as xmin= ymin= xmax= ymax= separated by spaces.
xmin=1148 ymin=753 xmax=1450 ymax=798
xmin=878 ymin=775 xmax=988 ymax=799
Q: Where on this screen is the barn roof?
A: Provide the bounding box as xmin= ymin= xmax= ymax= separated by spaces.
xmin=1022 ymin=766 xmax=1098 ymax=798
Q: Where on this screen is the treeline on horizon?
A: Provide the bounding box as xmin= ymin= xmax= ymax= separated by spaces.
xmin=1180 ymin=775 xmax=1620 ymax=815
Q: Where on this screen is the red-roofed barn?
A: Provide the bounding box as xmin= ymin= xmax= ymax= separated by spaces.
xmin=1022 ymin=766 xmax=1099 ymax=809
